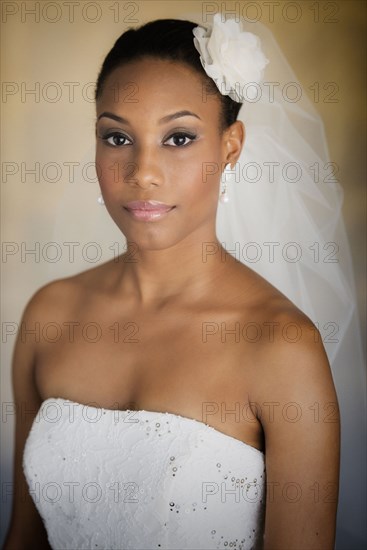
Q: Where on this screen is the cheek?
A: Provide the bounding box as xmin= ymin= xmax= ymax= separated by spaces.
xmin=95 ymin=146 xmax=131 ymax=193
xmin=183 ymin=156 xmax=222 ymax=207
xmin=95 ymin=147 xmax=111 ymax=190
xmin=171 ymin=143 xmax=222 ymax=202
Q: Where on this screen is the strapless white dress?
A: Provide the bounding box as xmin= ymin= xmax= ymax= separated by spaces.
xmin=23 ymin=398 xmax=266 ymax=550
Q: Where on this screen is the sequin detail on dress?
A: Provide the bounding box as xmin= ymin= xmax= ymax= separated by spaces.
xmin=23 ymin=398 xmax=266 ymax=549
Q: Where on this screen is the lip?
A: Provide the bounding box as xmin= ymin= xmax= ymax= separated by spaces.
xmin=124 ymin=200 xmax=176 ymax=222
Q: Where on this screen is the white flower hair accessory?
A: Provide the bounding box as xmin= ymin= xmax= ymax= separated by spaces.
xmin=192 ymin=13 xmax=269 ymax=102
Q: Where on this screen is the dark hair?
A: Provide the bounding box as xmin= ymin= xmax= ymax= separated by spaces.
xmin=95 ymin=19 xmax=242 ymax=132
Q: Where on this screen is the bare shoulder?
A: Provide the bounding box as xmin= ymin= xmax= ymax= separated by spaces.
xmin=230 ymin=261 xmax=337 ymax=405
xmin=230 ymin=259 xmax=318 ymax=343
xmin=22 ymin=259 xmax=118 ymax=322
xmin=251 ymin=283 xmax=336 ymax=405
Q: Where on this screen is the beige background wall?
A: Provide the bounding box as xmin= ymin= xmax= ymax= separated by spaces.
xmin=1 ymin=0 xmax=366 ymax=547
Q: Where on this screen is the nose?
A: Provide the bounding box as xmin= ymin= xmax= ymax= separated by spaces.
xmin=127 ymin=144 xmax=164 ymax=190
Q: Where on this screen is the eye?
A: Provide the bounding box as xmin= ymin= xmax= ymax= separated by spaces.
xmin=100 ymin=132 xmax=132 ymax=147
xmin=165 ymin=132 xmax=197 ymax=147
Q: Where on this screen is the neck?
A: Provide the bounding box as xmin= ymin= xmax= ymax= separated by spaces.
xmin=117 ymin=232 xmax=232 ymax=308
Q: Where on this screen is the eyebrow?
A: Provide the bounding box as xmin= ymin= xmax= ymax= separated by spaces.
xmin=96 ymin=110 xmax=201 ymax=125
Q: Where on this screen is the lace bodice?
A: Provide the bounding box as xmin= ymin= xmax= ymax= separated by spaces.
xmin=23 ymin=397 xmax=266 ymax=549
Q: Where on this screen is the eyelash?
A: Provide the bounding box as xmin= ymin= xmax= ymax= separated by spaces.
xmin=99 ymin=131 xmax=197 ymax=148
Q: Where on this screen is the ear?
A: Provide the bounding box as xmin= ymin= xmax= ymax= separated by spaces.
xmin=222 ymin=120 xmax=245 ymax=168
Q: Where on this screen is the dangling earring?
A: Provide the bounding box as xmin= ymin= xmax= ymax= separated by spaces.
xmin=219 ymin=163 xmax=231 ymax=204
xmin=97 ymin=195 xmax=105 ymax=205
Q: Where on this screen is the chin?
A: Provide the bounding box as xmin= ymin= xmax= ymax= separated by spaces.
xmin=119 ymin=226 xmax=184 ymax=252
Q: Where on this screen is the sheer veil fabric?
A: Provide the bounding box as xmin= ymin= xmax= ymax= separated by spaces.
xmin=50 ymin=13 xmax=366 ymax=548
xmin=212 ymin=17 xmax=367 ymax=547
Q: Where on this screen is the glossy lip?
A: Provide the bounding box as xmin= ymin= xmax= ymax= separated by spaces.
xmin=123 ymin=200 xmax=176 ymax=222
xmin=125 ymin=200 xmax=174 ymax=211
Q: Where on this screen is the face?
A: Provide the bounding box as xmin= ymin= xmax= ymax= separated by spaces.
xmin=95 ymin=57 xmax=243 ymax=251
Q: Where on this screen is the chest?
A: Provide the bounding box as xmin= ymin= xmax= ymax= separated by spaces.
xmin=36 ymin=316 xmax=250 ymax=399
xmin=34 ymin=308 xmax=265 ymax=452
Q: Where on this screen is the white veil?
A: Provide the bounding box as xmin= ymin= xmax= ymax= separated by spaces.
xmin=50 ymin=14 xmax=366 ymax=549
xmin=212 ymin=17 xmax=366 ymax=549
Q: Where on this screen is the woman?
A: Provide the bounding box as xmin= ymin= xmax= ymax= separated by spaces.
xmin=4 ymin=16 xmax=340 ymax=550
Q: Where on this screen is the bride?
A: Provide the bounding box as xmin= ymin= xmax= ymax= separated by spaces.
xmin=4 ymin=15 xmax=340 ymax=550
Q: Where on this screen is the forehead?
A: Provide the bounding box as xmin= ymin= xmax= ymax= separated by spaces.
xmin=96 ymin=58 xmax=220 ymax=120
